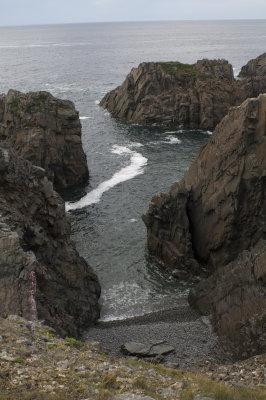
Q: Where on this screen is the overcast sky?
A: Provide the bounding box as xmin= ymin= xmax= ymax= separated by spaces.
xmin=1 ymin=0 xmax=266 ymax=26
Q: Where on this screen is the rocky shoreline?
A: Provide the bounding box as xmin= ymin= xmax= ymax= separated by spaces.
xmin=0 ymin=67 xmax=265 ymax=398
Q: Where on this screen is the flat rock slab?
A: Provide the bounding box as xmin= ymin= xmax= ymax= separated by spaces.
xmin=121 ymin=341 xmax=175 ymax=357
xmin=111 ymin=394 xmax=155 ymax=400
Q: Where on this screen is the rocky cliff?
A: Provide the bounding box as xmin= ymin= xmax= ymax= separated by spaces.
xmin=142 ymin=94 xmax=266 ymax=356
xmin=0 ymin=90 xmax=89 ymax=190
xmin=100 ymin=53 xmax=266 ymax=131
xmin=0 ymin=142 xmax=100 ymax=337
xmin=189 ymin=240 xmax=266 ymax=358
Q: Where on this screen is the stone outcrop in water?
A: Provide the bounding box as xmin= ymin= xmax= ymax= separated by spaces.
xmin=100 ymin=53 xmax=266 ymax=131
xmin=0 ymin=142 xmax=100 ymax=337
xmin=0 ymin=90 xmax=89 ymax=190
xmin=142 ymin=93 xmax=266 ymax=356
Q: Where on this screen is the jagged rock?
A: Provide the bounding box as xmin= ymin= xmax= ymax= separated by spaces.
xmin=239 ymin=52 xmax=266 ymax=78
xmin=121 ymin=341 xmax=175 ymax=357
xmin=0 ymin=142 xmax=100 ymax=337
xmin=189 ymin=241 xmax=266 ymax=357
xmin=0 ymin=90 xmax=89 ymax=190
xmin=142 ymin=94 xmax=266 ymax=356
xmin=100 ymin=54 xmax=266 ymax=131
xmin=143 ymin=93 xmax=266 ymax=272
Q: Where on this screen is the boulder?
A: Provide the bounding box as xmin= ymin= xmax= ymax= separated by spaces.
xmin=0 ymin=142 xmax=100 ymax=337
xmin=100 ymin=53 xmax=266 ymax=131
xmin=121 ymin=341 xmax=175 ymax=357
xmin=0 ymin=90 xmax=89 ymax=190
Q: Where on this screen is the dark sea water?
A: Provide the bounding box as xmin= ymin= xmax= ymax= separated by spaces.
xmin=1 ymin=20 xmax=266 ymax=321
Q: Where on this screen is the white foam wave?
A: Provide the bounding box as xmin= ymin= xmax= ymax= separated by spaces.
xmin=80 ymin=116 xmax=92 ymax=120
xmin=206 ymin=130 xmax=213 ymax=135
xmin=99 ymin=282 xmax=151 ymax=321
xmin=95 ymin=100 xmax=100 ymax=105
xmin=166 ymin=135 xmax=182 ymax=144
xmin=129 ymin=218 xmax=137 ymax=223
xmin=129 ymin=142 xmax=144 ymax=148
xmin=165 ymin=130 xmax=186 ymax=134
xmin=66 ymin=145 xmax=147 ymax=211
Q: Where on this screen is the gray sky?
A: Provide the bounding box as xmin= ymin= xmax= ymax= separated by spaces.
xmin=1 ymin=0 xmax=266 ymax=26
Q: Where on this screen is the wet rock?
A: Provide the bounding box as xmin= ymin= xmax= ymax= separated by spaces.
xmin=0 ymin=89 xmax=89 ymax=190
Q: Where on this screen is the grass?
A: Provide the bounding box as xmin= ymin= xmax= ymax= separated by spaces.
xmin=9 ymin=98 xmax=20 ymax=112
xmin=38 ymin=328 xmax=54 ymax=339
xmin=12 ymin=358 xmax=26 ymax=364
xmin=64 ymin=337 xmax=82 ymax=348
xmin=159 ymin=61 xmax=200 ymax=77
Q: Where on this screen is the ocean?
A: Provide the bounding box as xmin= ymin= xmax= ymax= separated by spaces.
xmin=1 ymin=20 xmax=266 ymax=321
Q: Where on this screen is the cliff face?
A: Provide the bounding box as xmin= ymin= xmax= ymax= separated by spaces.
xmin=189 ymin=240 xmax=266 ymax=357
xmin=142 ymin=94 xmax=266 ymax=355
xmin=0 ymin=90 xmax=89 ymax=190
xmin=100 ymin=53 xmax=266 ymax=131
xmin=0 ymin=142 xmax=100 ymax=337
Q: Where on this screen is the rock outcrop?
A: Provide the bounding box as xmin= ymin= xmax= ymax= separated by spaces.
xmin=189 ymin=240 xmax=266 ymax=358
xmin=142 ymin=94 xmax=266 ymax=355
xmin=0 ymin=90 xmax=89 ymax=190
xmin=100 ymin=53 xmax=266 ymax=131
xmin=0 ymin=142 xmax=100 ymax=337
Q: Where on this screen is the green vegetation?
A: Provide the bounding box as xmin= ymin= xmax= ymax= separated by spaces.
xmin=12 ymin=358 xmax=26 ymax=364
xmin=37 ymin=92 xmax=49 ymax=102
xmin=38 ymin=328 xmax=54 ymax=339
xmin=64 ymin=336 xmax=83 ymax=348
xmin=9 ymin=98 xmax=20 ymax=112
xmin=159 ymin=61 xmax=200 ymax=76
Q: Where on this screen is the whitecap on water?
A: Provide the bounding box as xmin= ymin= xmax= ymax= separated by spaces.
xmin=80 ymin=116 xmax=92 ymax=120
xmin=165 ymin=135 xmax=182 ymax=144
xmin=95 ymin=100 xmax=100 ymax=105
xmin=128 ymin=142 xmax=144 ymax=148
xmin=66 ymin=145 xmax=147 ymax=211
xmin=99 ymin=282 xmax=151 ymax=321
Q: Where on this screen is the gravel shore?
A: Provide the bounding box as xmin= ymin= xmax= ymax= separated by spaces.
xmin=83 ymin=299 xmax=225 ymax=368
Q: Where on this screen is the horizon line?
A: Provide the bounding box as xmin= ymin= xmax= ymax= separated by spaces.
xmin=0 ymin=18 xmax=265 ymax=29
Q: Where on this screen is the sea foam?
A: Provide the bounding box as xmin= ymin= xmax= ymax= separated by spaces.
xmin=66 ymin=145 xmax=147 ymax=211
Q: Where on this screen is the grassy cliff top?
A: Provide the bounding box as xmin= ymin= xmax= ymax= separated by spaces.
xmin=158 ymin=62 xmax=200 ymax=76
xmin=0 ymin=316 xmax=265 ymax=400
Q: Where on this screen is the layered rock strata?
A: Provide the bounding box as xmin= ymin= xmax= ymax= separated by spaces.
xmin=0 ymin=90 xmax=89 ymax=190
xmin=100 ymin=53 xmax=266 ymax=131
xmin=142 ymin=94 xmax=266 ymax=355
xmin=0 ymin=142 xmax=100 ymax=337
